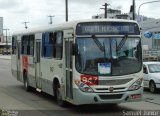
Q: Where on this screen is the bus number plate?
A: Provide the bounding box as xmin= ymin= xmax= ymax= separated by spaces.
xmin=50 ymin=67 xmax=54 ymax=72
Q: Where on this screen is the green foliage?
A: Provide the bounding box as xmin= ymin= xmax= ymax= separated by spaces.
xmin=0 ymin=109 xmax=9 ymax=116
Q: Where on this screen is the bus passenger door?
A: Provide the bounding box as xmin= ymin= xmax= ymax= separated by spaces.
xmin=65 ymin=38 xmax=73 ymax=99
xmin=35 ymin=40 xmax=41 ymax=89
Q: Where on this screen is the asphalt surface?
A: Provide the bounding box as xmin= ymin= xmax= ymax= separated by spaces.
xmin=0 ymin=59 xmax=160 ymax=116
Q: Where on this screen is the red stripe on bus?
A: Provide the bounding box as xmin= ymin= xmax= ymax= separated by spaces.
xmin=22 ymin=56 xmax=28 ymax=72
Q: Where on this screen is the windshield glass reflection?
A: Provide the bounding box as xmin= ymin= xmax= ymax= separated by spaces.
xmin=76 ymin=37 xmax=142 ymax=76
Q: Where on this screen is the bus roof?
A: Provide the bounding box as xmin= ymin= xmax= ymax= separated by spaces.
xmin=13 ymin=19 xmax=139 ymax=36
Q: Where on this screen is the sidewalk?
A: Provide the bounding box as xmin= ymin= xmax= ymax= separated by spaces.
xmin=0 ymin=55 xmax=11 ymax=60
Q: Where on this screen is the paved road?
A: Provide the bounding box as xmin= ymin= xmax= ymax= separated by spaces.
xmin=0 ymin=59 xmax=160 ymax=116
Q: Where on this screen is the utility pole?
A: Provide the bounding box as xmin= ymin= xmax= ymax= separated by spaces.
xmin=65 ymin=0 xmax=68 ymax=22
xmin=132 ymin=0 xmax=135 ymax=20
xmin=100 ymin=3 xmax=109 ymax=18
xmin=22 ymin=22 xmax=29 ymax=29
xmin=3 ymin=29 xmax=9 ymax=52
xmin=48 ymin=15 xmax=54 ymax=24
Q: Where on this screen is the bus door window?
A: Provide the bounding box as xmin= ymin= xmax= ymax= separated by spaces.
xmin=53 ymin=32 xmax=63 ymax=59
xmin=36 ymin=41 xmax=41 ymax=63
xmin=17 ymin=42 xmax=20 ymax=59
xmin=29 ymin=35 xmax=34 ymax=56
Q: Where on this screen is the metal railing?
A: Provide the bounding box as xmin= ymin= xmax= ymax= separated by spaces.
xmin=143 ymin=49 xmax=160 ymax=61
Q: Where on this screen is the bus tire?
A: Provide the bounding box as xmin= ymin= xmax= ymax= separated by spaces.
xmin=23 ymin=72 xmax=31 ymax=92
xmin=55 ymin=82 xmax=66 ymax=107
xmin=149 ymin=81 xmax=157 ymax=93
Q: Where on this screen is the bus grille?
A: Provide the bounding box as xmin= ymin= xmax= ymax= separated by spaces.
xmin=99 ymin=94 xmax=123 ymax=100
xmin=99 ymin=78 xmax=133 ymax=86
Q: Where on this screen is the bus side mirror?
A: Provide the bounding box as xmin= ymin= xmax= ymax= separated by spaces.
xmin=72 ymin=43 xmax=78 ymax=55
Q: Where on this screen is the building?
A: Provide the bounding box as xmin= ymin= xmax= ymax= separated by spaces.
xmin=92 ymin=8 xmax=131 ymax=20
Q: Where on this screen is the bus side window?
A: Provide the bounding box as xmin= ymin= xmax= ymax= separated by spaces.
xmin=21 ymin=35 xmax=34 ymax=56
xmin=42 ymin=32 xmax=53 ymax=57
xmin=29 ymin=35 xmax=34 ymax=56
xmin=21 ymin=36 xmax=27 ymax=55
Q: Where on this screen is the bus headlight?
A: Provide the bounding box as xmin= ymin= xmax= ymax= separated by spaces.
xmin=74 ymin=80 xmax=94 ymax=93
xmin=128 ymin=78 xmax=143 ymax=91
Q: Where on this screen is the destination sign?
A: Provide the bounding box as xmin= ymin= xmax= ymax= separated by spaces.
xmin=76 ymin=22 xmax=140 ymax=35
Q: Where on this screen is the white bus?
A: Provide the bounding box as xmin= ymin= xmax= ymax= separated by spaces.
xmin=11 ymin=19 xmax=143 ymax=106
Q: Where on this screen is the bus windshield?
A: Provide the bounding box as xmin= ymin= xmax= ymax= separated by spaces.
xmin=76 ymin=37 xmax=142 ymax=76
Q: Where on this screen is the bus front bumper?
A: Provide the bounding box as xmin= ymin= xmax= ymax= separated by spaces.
xmin=72 ymin=87 xmax=143 ymax=105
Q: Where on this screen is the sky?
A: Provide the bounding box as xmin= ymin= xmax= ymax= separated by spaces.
xmin=0 ymin=0 xmax=160 ymax=34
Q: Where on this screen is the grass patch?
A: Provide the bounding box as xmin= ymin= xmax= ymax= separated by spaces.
xmin=0 ymin=108 xmax=8 ymax=116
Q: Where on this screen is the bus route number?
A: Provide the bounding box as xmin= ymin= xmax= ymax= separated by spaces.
xmin=50 ymin=67 xmax=54 ymax=72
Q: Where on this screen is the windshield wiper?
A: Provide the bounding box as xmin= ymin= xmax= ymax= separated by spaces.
xmin=91 ymin=35 xmax=105 ymax=52
xmin=117 ymin=34 xmax=128 ymax=51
